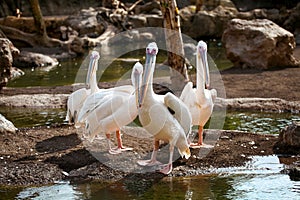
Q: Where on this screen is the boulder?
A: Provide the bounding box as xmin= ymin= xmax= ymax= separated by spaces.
xmin=274 ymin=121 xmax=300 ymax=154
xmin=13 ymin=51 xmax=59 ymax=68
xmin=0 ymin=114 xmax=17 ymax=133
xmin=288 ymin=166 xmax=300 ymax=181
xmin=128 ymin=15 xmax=147 ymax=28
xmin=283 ymin=2 xmax=300 ymax=45
xmin=222 ymin=18 xmax=300 ymax=69
xmin=134 ymin=1 xmax=161 ymax=14
xmin=65 ymin=7 xmax=105 ymax=37
xmin=0 ymin=38 xmax=21 ymax=89
xmin=145 ymin=14 xmax=163 ymax=27
xmin=181 ymin=4 xmax=238 ymax=38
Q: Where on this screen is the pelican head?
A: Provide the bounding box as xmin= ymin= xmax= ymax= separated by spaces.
xmin=139 ymin=42 xmax=158 ymax=107
xmin=131 ymin=62 xmax=143 ymax=107
xmin=86 ymin=50 xmax=100 ymax=86
xmin=197 ymin=41 xmax=210 ymax=88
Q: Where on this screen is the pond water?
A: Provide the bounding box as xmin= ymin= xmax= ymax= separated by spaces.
xmin=1 ymin=155 xmax=299 ymax=200
xmin=1 ymin=106 xmax=299 ymax=135
xmin=7 ymin=40 xmax=231 ymax=88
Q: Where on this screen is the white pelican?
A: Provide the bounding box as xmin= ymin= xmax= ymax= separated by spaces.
xmin=78 ymin=62 xmax=143 ymax=154
xmin=137 ymin=42 xmax=191 ymax=174
xmin=180 ymin=41 xmax=217 ymax=148
xmin=65 ymin=51 xmax=100 ymax=126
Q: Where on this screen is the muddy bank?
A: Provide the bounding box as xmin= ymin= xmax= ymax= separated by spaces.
xmin=0 ymin=125 xmax=279 ymax=186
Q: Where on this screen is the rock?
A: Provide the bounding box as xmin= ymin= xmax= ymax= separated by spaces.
xmin=0 ymin=94 xmax=68 ymax=108
xmin=283 ymin=3 xmax=300 ymax=45
xmin=279 ymin=121 xmax=300 ymax=147
xmin=134 ymin=1 xmax=161 ymax=14
xmin=13 ymin=51 xmax=59 ymax=68
xmin=274 ymin=121 xmax=300 ymax=154
xmin=0 ymin=38 xmax=21 ymax=89
xmin=288 ymin=166 xmax=300 ymax=181
xmin=65 ymin=7 xmax=105 ymax=36
xmin=222 ymin=18 xmax=300 ymax=69
xmin=181 ymin=4 xmax=238 ymax=38
xmin=128 ymin=15 xmax=147 ymax=28
xmin=0 ymin=114 xmax=17 ymax=133
xmin=145 ymin=14 xmax=163 ymax=27
xmin=215 ymin=97 xmax=300 ymax=113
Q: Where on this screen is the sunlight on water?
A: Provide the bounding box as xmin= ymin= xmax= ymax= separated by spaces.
xmin=16 ymin=182 xmax=83 ymax=200
xmin=219 ymin=156 xmax=300 ymax=200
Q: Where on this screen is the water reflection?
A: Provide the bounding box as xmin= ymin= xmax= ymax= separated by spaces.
xmin=12 ymin=156 xmax=299 ymax=200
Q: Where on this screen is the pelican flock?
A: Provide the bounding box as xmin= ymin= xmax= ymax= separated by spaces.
xmin=180 ymin=41 xmax=217 ymax=148
xmin=67 ymin=40 xmax=217 ymax=174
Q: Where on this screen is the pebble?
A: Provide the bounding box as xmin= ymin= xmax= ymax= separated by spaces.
xmin=220 ymin=136 xmax=230 ymax=140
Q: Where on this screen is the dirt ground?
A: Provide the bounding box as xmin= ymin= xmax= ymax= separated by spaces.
xmin=0 ymin=65 xmax=299 ymax=186
xmin=0 ymin=125 xmax=279 ymax=186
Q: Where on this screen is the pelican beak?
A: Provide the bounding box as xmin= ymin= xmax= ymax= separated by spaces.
xmin=86 ymin=53 xmax=98 ymax=87
xmin=133 ymin=63 xmax=143 ymax=108
xmin=200 ymin=49 xmax=210 ymax=89
xmin=139 ymin=54 xmax=154 ymax=107
xmin=135 ymin=78 xmax=140 ymax=108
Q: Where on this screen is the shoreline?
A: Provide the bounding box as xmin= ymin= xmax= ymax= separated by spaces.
xmin=0 ymin=125 xmax=280 ymax=187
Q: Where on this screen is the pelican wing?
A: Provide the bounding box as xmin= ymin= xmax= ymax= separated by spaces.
xmin=84 ymin=94 xmax=125 ymax=137
xmin=66 ymin=88 xmax=90 ymax=123
xmin=78 ymin=84 xmax=134 ymax=121
xmin=164 ymin=92 xmax=192 ymax=135
xmin=180 ymin=82 xmax=201 ymax=109
xmin=110 ymin=85 xmax=134 ymax=94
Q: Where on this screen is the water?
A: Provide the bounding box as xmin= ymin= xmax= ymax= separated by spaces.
xmin=0 ymin=107 xmax=66 ymax=128
xmin=224 ymin=111 xmax=300 ymax=134
xmin=0 ymin=155 xmax=297 ymax=200
xmin=1 ymin=105 xmax=299 ymax=135
xmin=7 ymin=40 xmax=231 ymax=88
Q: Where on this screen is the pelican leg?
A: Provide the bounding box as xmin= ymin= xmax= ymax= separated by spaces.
xmin=137 ymin=140 xmax=162 ymax=166
xmin=116 ymin=130 xmax=133 ymax=150
xmin=198 ymin=125 xmax=204 ymax=145
xmin=190 ymin=126 xmax=213 ymax=148
xmin=158 ymin=145 xmax=174 ymax=174
xmin=106 ymin=133 xmax=117 ymax=154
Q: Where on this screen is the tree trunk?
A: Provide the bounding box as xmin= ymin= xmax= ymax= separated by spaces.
xmin=29 ymin=0 xmax=47 ymax=39
xmin=160 ymin=0 xmax=189 ymax=95
xmin=28 ymin=0 xmax=61 ymax=47
xmin=196 ymin=0 xmax=203 ymax=12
